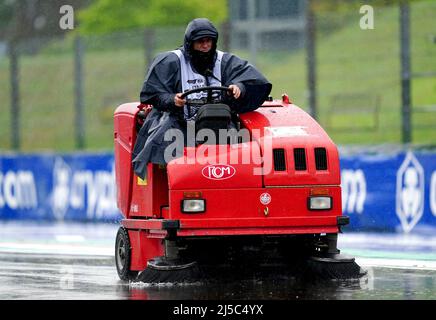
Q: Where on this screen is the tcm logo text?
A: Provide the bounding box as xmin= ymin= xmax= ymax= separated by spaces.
xmin=202 ymin=165 xmax=236 ymax=180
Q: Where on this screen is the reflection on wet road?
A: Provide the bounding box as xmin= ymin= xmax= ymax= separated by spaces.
xmin=1 ymin=222 xmax=436 ymax=300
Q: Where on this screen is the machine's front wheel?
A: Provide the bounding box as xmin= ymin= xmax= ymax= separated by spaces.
xmin=115 ymin=227 xmax=138 ymax=281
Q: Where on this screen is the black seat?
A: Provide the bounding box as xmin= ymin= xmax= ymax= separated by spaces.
xmin=195 ymin=104 xmax=232 ymax=144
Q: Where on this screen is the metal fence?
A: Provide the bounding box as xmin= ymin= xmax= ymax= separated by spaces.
xmin=312 ymin=1 xmax=436 ymax=145
xmin=0 ymin=27 xmax=186 ymax=151
xmin=0 ymin=0 xmax=435 ymax=152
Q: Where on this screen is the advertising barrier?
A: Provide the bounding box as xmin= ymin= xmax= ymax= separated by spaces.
xmin=340 ymin=150 xmax=436 ymax=234
xmin=0 ymin=153 xmax=119 ymax=222
xmin=0 ymin=150 xmax=435 ymax=233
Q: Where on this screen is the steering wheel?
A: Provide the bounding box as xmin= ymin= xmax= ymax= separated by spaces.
xmin=180 ymin=86 xmax=231 ymax=105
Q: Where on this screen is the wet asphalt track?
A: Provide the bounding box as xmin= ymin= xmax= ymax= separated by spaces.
xmin=1 ymin=221 xmax=436 ymax=300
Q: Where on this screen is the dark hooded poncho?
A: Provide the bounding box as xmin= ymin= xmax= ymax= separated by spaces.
xmin=132 ymin=18 xmax=272 ymax=179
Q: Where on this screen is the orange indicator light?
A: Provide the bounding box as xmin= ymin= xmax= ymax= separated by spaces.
xmin=310 ymin=188 xmax=329 ymax=196
xmin=183 ymin=191 xmax=202 ymax=199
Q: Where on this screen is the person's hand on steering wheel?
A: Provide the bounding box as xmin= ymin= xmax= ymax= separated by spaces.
xmin=228 ymin=84 xmax=241 ymax=99
xmin=178 ymin=86 xmax=235 ymax=105
xmin=174 ymin=93 xmax=186 ymax=107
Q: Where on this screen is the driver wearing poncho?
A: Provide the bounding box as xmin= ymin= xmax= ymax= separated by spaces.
xmin=132 ymin=18 xmax=272 ymax=179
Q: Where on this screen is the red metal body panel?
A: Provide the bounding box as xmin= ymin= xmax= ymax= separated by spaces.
xmin=176 ymin=226 xmax=338 ymax=237
xmin=114 ymin=103 xmax=152 ymax=218
xmin=128 ymin=229 xmax=164 ymax=271
xmin=114 ymin=103 xmax=139 ymax=218
xmin=129 ymin=163 xmax=169 ymax=218
xmin=239 ymin=105 xmax=340 ymax=186
xmin=167 ymin=141 xmax=263 ymax=190
xmin=166 ymin=103 xmax=340 ymax=193
xmin=166 ymin=186 xmax=341 ymax=235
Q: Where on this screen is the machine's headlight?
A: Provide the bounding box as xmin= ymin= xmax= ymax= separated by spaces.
xmin=182 ymin=199 xmax=205 ymax=213
xmin=308 ymin=196 xmax=332 ymax=210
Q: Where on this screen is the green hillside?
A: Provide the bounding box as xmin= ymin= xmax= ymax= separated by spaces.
xmin=0 ymin=1 xmax=435 ymax=151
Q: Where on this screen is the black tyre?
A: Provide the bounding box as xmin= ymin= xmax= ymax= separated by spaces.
xmin=115 ymin=227 xmax=138 ymax=281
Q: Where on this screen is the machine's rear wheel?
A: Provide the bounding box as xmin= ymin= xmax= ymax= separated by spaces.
xmin=115 ymin=227 xmax=138 ymax=281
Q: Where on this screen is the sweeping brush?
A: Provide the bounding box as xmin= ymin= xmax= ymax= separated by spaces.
xmin=136 ymin=257 xmax=204 ymax=284
xmin=305 ymin=254 xmax=367 ymax=281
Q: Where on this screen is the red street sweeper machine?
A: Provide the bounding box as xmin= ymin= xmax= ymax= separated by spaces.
xmin=113 ymin=86 xmax=365 ymax=283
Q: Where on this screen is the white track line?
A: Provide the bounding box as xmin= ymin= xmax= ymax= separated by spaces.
xmin=0 ymin=242 xmax=112 ymax=256
xmin=356 ymin=257 xmax=436 ymax=271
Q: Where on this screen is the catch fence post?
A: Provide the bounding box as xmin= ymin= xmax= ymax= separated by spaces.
xmin=305 ymin=0 xmax=317 ymax=120
xmin=400 ymin=1 xmax=411 ymax=144
xmin=74 ymin=35 xmax=85 ymax=149
xmin=9 ymin=40 xmax=20 ymax=150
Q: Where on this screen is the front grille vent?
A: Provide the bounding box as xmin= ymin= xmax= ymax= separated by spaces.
xmin=314 ymin=148 xmax=328 ymax=170
xmin=273 ymin=149 xmax=286 ymax=171
xmin=293 ymin=148 xmax=307 ymax=171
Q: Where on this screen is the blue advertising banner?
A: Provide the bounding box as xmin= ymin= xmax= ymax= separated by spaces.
xmin=0 ymin=153 xmax=120 ymax=222
xmin=0 ymin=150 xmax=435 ymax=233
xmin=341 ymin=150 xmax=436 ymax=234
